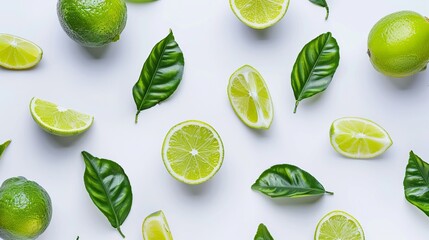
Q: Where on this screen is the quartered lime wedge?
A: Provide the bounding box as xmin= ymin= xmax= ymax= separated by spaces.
xmin=142 ymin=211 xmax=173 ymax=240
xmin=0 ymin=34 xmax=42 ymax=69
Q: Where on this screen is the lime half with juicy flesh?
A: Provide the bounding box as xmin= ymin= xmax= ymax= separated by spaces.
xmin=0 ymin=34 xmax=42 ymax=70
xmin=142 ymin=211 xmax=173 ymax=240
xmin=330 ymin=117 xmax=392 ymax=159
xmin=229 ymin=0 xmax=290 ymax=29
xmin=367 ymin=11 xmax=429 ymax=78
xmin=228 ymin=65 xmax=273 ymax=129
xmin=315 ymin=210 xmax=365 ymax=240
xmin=30 ymin=97 xmax=94 ymax=137
xmin=162 ymin=120 xmax=224 ymax=185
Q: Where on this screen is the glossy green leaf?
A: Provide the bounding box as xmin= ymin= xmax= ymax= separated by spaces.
xmin=252 ymin=164 xmax=333 ymax=198
xmin=133 ymin=30 xmax=184 ymax=123
xmin=0 ymin=140 xmax=11 ymax=159
xmin=404 ymin=151 xmax=429 ymax=217
xmin=82 ymin=151 xmax=133 ymax=238
xmin=308 ymin=0 xmax=330 ymax=20
xmin=291 ymin=32 xmax=339 ymax=113
xmin=254 ymin=223 xmax=274 ymax=240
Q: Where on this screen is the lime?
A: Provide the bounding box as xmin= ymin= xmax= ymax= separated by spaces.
xmin=228 ymin=65 xmax=273 ymax=130
xmin=229 ymin=0 xmax=290 ymax=29
xmin=314 ymin=210 xmax=365 ymax=240
xmin=0 ymin=34 xmax=42 ymax=70
xmin=30 ymin=97 xmax=94 ymax=137
xmin=0 ymin=176 xmax=52 ymax=240
xmin=57 ymin=0 xmax=127 ymax=47
xmin=162 ymin=120 xmax=224 ymax=185
xmin=142 ymin=211 xmax=173 ymax=240
xmin=329 ymin=117 xmax=392 ymax=159
xmin=367 ymin=11 xmax=429 ymax=78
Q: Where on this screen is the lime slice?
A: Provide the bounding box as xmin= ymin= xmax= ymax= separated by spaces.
xmin=315 ymin=210 xmax=365 ymax=240
xmin=162 ymin=120 xmax=224 ymax=185
xmin=0 ymin=34 xmax=42 ymax=69
xmin=227 ymin=65 xmax=273 ymax=129
xmin=142 ymin=211 xmax=173 ymax=240
xmin=229 ymin=0 xmax=290 ymax=29
xmin=30 ymin=97 xmax=94 ymax=136
xmin=329 ymin=117 xmax=392 ymax=159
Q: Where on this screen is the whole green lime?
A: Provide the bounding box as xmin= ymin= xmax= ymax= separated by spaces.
xmin=0 ymin=177 xmax=52 ymax=240
xmin=57 ymin=0 xmax=127 ymax=47
xmin=367 ymin=11 xmax=429 ymax=78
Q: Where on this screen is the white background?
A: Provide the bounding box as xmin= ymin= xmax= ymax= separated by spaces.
xmin=1 ymin=0 xmax=429 ymax=239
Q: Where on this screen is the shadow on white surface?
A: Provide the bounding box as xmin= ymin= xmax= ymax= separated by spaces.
xmin=83 ymin=45 xmax=111 ymax=59
xmin=268 ymin=195 xmax=327 ymax=206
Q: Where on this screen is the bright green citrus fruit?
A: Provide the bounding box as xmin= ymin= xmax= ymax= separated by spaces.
xmin=0 ymin=176 xmax=52 ymax=240
xmin=162 ymin=120 xmax=224 ymax=185
xmin=229 ymin=0 xmax=290 ymax=29
xmin=30 ymin=97 xmax=94 ymax=137
xmin=57 ymin=0 xmax=127 ymax=47
xmin=330 ymin=117 xmax=392 ymax=159
xmin=0 ymin=34 xmax=42 ymax=70
xmin=228 ymin=65 xmax=273 ymax=129
xmin=368 ymin=11 xmax=429 ymax=78
xmin=142 ymin=211 xmax=173 ymax=240
xmin=315 ymin=210 xmax=365 ymax=240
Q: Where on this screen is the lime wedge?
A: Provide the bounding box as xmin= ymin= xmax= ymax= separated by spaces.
xmin=142 ymin=211 xmax=173 ymax=240
xmin=329 ymin=117 xmax=392 ymax=159
xmin=229 ymin=0 xmax=290 ymax=29
xmin=315 ymin=210 xmax=365 ymax=240
xmin=227 ymin=65 xmax=273 ymax=129
xmin=0 ymin=34 xmax=42 ymax=69
xmin=162 ymin=120 xmax=224 ymax=185
xmin=30 ymin=97 xmax=94 ymax=136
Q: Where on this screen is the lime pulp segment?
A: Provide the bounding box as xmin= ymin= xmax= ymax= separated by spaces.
xmin=315 ymin=210 xmax=365 ymax=240
xmin=142 ymin=211 xmax=173 ymax=240
xmin=0 ymin=34 xmax=42 ymax=69
xmin=162 ymin=120 xmax=224 ymax=185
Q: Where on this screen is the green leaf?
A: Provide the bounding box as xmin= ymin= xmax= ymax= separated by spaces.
xmin=251 ymin=164 xmax=333 ymax=198
xmin=254 ymin=223 xmax=274 ymax=240
xmin=308 ymin=0 xmax=330 ymax=20
xmin=133 ymin=30 xmax=184 ymax=123
xmin=404 ymin=151 xmax=429 ymax=217
xmin=0 ymin=140 xmax=11 ymax=159
xmin=82 ymin=151 xmax=133 ymax=238
xmin=291 ymin=32 xmax=340 ymax=113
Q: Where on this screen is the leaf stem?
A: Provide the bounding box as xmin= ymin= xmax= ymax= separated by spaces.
xmin=325 ymin=6 xmax=330 ymax=20
xmin=325 ymin=190 xmax=334 ymax=195
xmin=117 ymin=227 xmax=126 ymax=238
xmin=293 ymin=101 xmax=299 ymax=113
xmin=135 ymin=112 xmax=140 ymax=124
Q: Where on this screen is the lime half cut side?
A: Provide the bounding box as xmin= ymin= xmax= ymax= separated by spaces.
xmin=0 ymin=34 xmax=42 ymax=69
xmin=315 ymin=210 xmax=365 ymax=240
xmin=329 ymin=117 xmax=392 ymax=159
xmin=30 ymin=97 xmax=94 ymax=136
xmin=162 ymin=120 xmax=224 ymax=185
xmin=228 ymin=65 xmax=273 ymax=129
xmin=142 ymin=211 xmax=173 ymax=240
xmin=229 ymin=0 xmax=290 ymax=29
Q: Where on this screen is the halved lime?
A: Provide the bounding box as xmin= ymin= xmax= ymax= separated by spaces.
xmin=329 ymin=117 xmax=392 ymax=159
xmin=142 ymin=211 xmax=173 ymax=240
xmin=227 ymin=65 xmax=273 ymax=129
xmin=30 ymin=97 xmax=94 ymax=136
xmin=162 ymin=120 xmax=224 ymax=185
xmin=229 ymin=0 xmax=290 ymax=29
xmin=315 ymin=210 xmax=365 ymax=240
xmin=0 ymin=34 xmax=42 ymax=69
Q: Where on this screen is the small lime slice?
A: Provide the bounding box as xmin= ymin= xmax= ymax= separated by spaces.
xmin=142 ymin=211 xmax=173 ymax=240
xmin=0 ymin=34 xmax=42 ymax=69
xmin=162 ymin=120 xmax=224 ymax=185
xmin=329 ymin=117 xmax=392 ymax=159
xmin=30 ymin=97 xmax=94 ymax=136
xmin=315 ymin=210 xmax=365 ymax=240
xmin=227 ymin=65 xmax=273 ymax=129
xmin=229 ymin=0 xmax=290 ymax=29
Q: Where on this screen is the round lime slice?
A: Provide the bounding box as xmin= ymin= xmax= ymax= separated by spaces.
xmin=315 ymin=210 xmax=365 ymax=240
xmin=0 ymin=34 xmax=42 ymax=70
xmin=142 ymin=211 xmax=173 ymax=240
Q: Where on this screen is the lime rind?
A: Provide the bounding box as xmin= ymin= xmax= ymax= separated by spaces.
xmin=329 ymin=117 xmax=392 ymax=159
xmin=0 ymin=33 xmax=42 ymax=70
xmin=227 ymin=65 xmax=274 ymax=130
xmin=161 ymin=120 xmax=224 ymax=185
xmin=142 ymin=211 xmax=173 ymax=240
xmin=314 ymin=210 xmax=365 ymax=240
xmin=30 ymin=97 xmax=94 ymax=137
xmin=229 ymin=0 xmax=290 ymax=29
